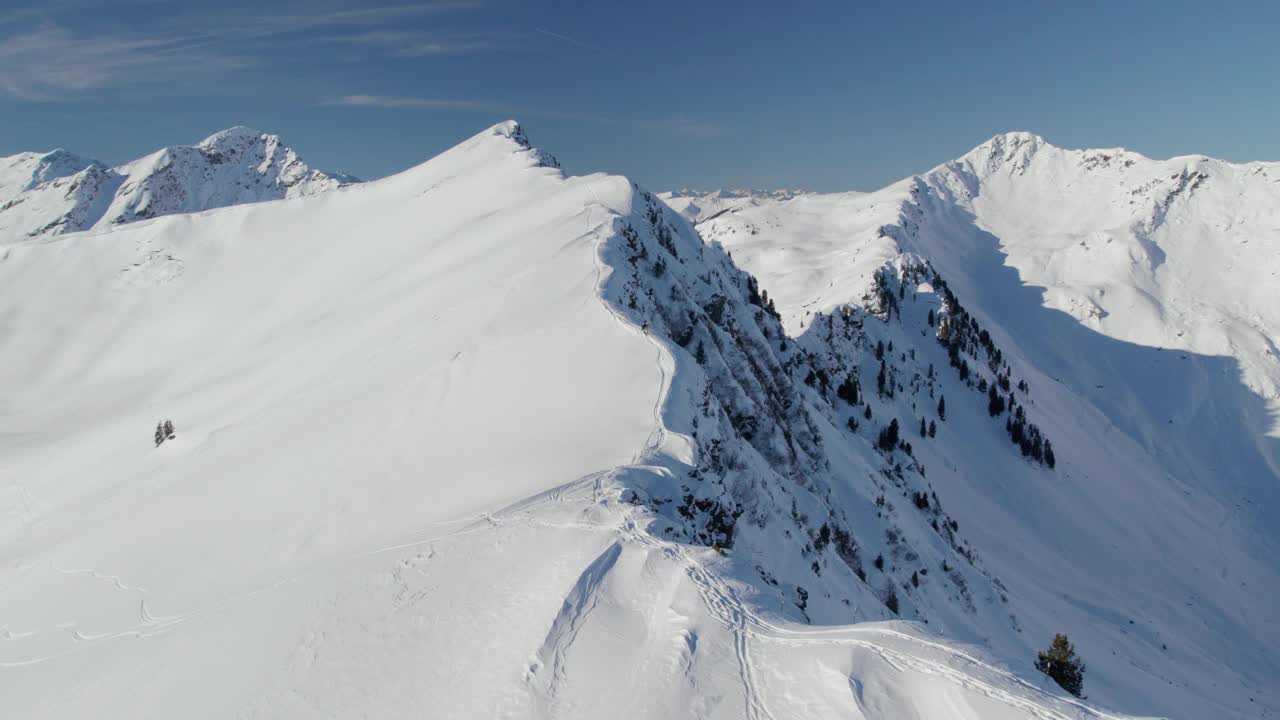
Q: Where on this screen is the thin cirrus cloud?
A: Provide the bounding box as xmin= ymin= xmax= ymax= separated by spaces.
xmin=338 ymin=29 xmax=524 ymax=58
xmin=327 ymin=94 xmax=585 ymax=120
xmin=0 ymin=2 xmax=491 ymax=100
xmin=331 ymin=94 xmax=501 ymax=111
xmin=191 ymin=2 xmax=485 ymax=40
xmin=0 ymin=24 xmax=250 ymax=101
xmin=330 ymin=95 xmax=728 ymax=139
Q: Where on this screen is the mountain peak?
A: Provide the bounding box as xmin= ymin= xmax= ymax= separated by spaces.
xmin=987 ymin=130 xmax=1048 ymax=146
xmin=196 ymin=126 xmax=273 ymax=153
xmin=480 ymin=119 xmax=560 ymax=170
xmin=487 ymin=119 xmax=525 ymax=143
xmin=0 ymin=147 xmax=99 ymax=196
xmin=963 ymin=131 xmax=1052 ymax=167
xmin=1 ymin=126 xmax=357 ymax=242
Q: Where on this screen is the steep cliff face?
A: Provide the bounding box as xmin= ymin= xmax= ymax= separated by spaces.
xmin=603 ymin=186 xmax=1016 ymax=636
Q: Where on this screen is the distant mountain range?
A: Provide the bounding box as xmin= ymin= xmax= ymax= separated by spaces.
xmin=0 ymin=127 xmax=357 ymax=242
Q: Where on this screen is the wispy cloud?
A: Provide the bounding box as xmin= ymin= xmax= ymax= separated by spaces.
xmin=339 ymin=28 xmax=522 ymax=58
xmin=533 ymin=27 xmax=605 ymax=54
xmin=0 ymin=24 xmax=249 ymax=100
xmin=208 ymin=2 xmax=485 ymax=40
xmin=0 ymin=2 xmax=491 ymax=100
xmin=651 ymin=115 xmax=728 ymax=139
xmin=330 ymin=94 xmax=500 ymax=111
xmin=329 ymin=94 xmax=728 ymax=138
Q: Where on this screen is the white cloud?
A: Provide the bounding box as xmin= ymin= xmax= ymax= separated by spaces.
xmin=653 ymin=115 xmax=728 ymax=139
xmin=339 ymin=29 xmax=522 ymax=58
xmin=330 ymin=94 xmax=500 ymax=111
xmin=328 ymin=94 xmax=728 ymax=139
xmin=209 ymin=2 xmax=486 ymax=39
xmin=0 ymin=24 xmax=248 ymax=100
xmin=0 ymin=2 xmax=492 ymax=100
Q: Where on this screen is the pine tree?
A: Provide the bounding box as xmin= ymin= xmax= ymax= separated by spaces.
xmin=987 ymin=384 xmax=1006 ymax=416
xmin=836 ymin=374 xmax=860 ymax=405
xmin=911 ymin=570 xmax=919 ymax=588
xmin=154 ymin=422 xmax=165 ymax=447
xmin=884 ymin=587 xmax=899 ymax=614
xmin=928 ymin=420 xmax=937 ymax=438
xmin=695 ymin=341 xmax=707 ymax=364
xmin=920 ymin=417 xmax=927 ymax=437
xmin=877 ymin=418 xmax=900 ymax=452
xmin=163 ymin=419 xmax=175 ymax=439
xmin=864 ymin=404 xmax=872 ymax=420
xmin=1045 ymin=440 xmax=1056 ymax=469
xmin=937 ymin=395 xmax=946 ymax=421
xmin=1036 ymin=634 xmax=1085 ymax=698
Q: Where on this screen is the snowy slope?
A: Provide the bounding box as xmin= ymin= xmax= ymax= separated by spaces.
xmin=0 ymin=149 xmax=98 ymax=195
xmin=661 ymin=188 xmax=808 ymax=228
xmin=0 ymin=123 xmax=1133 ymax=719
xmin=660 ymin=187 xmax=906 ymax=333
xmin=683 ymin=135 xmax=1280 ymax=719
xmin=0 ymin=128 xmax=356 ymax=242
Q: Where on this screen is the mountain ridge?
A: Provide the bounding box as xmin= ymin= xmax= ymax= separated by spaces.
xmin=677 ymin=128 xmax=1280 ymax=718
xmin=0 ymin=120 xmax=1275 ymax=718
xmin=0 ymin=128 xmax=358 ymax=243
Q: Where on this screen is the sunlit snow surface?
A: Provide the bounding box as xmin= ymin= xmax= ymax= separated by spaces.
xmin=0 ymin=122 xmax=1272 ymax=718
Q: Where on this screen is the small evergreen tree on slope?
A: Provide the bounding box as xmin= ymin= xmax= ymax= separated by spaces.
xmin=1036 ymin=634 xmax=1085 ymax=698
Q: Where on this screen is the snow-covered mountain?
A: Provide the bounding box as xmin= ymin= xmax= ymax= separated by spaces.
xmin=1 ymin=121 xmax=1274 ymax=719
xmin=0 ymin=127 xmax=357 ymax=242
xmin=674 ymin=132 xmax=1280 ymax=718
xmin=661 ymin=188 xmax=809 ymax=227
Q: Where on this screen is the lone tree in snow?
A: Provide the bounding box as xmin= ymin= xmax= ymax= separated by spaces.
xmin=154 ymin=422 xmax=165 ymax=447
xmin=1036 ymin=634 xmax=1085 ymax=698
xmin=877 ymin=418 xmax=900 ymax=452
xmin=163 ymin=420 xmax=175 ymax=439
xmin=836 ymin=374 xmax=860 ymax=405
xmin=937 ymin=395 xmax=946 ymax=421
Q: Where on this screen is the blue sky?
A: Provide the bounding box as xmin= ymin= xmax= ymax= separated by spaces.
xmin=1 ymin=0 xmax=1276 ymax=191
